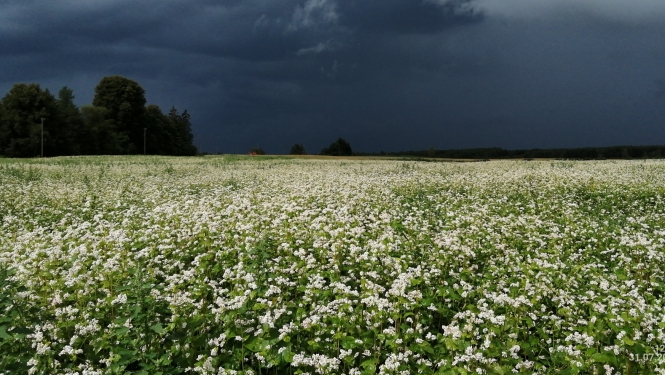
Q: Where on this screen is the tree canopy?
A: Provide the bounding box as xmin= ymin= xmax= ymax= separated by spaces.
xmin=0 ymin=83 xmax=73 ymax=157
xmin=320 ymin=138 xmax=352 ymax=156
xmin=0 ymin=76 xmax=197 ymax=157
xmin=92 ymin=76 xmax=147 ymax=154
xmin=289 ymin=143 xmax=306 ymax=155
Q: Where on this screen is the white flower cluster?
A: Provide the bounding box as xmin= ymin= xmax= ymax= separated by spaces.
xmin=292 ymin=353 xmax=341 ymax=374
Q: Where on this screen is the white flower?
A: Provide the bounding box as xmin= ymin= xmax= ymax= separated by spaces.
xmin=111 ymin=294 xmax=127 ymax=305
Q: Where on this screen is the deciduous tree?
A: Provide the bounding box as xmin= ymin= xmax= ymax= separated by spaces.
xmin=92 ymin=76 xmax=146 ymax=154
xmin=320 ymin=138 xmax=352 ymax=156
xmin=79 ymin=105 xmax=127 ymax=155
xmin=0 ymin=83 xmax=66 ymax=157
xmin=289 ymin=143 xmax=307 ymax=155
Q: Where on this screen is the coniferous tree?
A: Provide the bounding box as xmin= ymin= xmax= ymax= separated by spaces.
xmin=56 ymin=86 xmax=84 ymax=155
xmin=145 ymin=104 xmax=179 ymax=155
xmin=167 ymin=107 xmax=197 ymax=156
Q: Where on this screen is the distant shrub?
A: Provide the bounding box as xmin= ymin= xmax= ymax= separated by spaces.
xmin=320 ymin=138 xmax=352 ymax=156
xmin=289 ymin=143 xmax=306 ymax=155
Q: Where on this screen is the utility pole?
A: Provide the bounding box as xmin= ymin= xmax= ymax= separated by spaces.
xmin=144 ymin=128 xmax=147 ymax=155
xmin=41 ymin=118 xmax=44 ymax=158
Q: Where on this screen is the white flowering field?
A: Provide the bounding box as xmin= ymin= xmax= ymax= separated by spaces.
xmin=1 ymin=156 xmax=665 ymax=375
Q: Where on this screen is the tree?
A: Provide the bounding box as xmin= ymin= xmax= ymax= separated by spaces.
xmin=79 ymin=105 xmax=127 ymax=155
xmin=249 ymin=147 xmax=265 ymax=155
xmin=145 ymin=104 xmax=170 ymax=155
xmin=92 ymin=76 xmax=147 ymax=153
xmin=57 ymin=86 xmax=76 ymax=108
xmin=145 ymin=104 xmax=184 ymax=155
xmin=289 ymin=143 xmax=307 ymax=155
xmin=320 ymin=138 xmax=352 ymax=156
xmin=0 ymin=83 xmax=66 ymax=157
xmin=0 ymin=77 xmax=198 ymax=157
xmin=167 ymin=107 xmax=197 ymax=156
xmin=57 ymin=86 xmax=84 ymax=155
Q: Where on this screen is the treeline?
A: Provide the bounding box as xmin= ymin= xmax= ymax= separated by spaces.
xmin=356 ymin=145 xmax=665 ymax=159
xmin=0 ymin=76 xmax=196 ymax=158
xmin=283 ymin=138 xmax=353 ymax=156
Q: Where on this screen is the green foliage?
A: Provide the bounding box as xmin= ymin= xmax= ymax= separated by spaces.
xmin=0 ymin=83 xmax=73 ymax=157
xmin=80 ymin=105 xmax=128 ymax=155
xmin=57 ymin=86 xmax=85 ymax=155
xmin=92 ymin=76 xmax=147 ymax=153
xmin=249 ymin=147 xmax=266 ymax=155
xmin=57 ymin=86 xmax=76 ymax=109
xmin=320 ymin=138 xmax=352 ymax=156
xmin=145 ymin=104 xmax=176 ymax=155
xmin=289 ymin=143 xmax=307 ymax=155
xmin=0 ymin=267 xmax=38 ymax=373
xmin=167 ymin=107 xmax=197 ymax=156
xmin=0 ymin=164 xmax=43 ymax=182
xmin=0 ymin=77 xmax=197 ymax=157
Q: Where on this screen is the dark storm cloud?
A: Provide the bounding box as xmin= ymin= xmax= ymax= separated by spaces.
xmin=340 ymin=0 xmax=483 ymax=34
xmin=1 ymin=0 xmax=664 ymax=153
xmin=0 ymin=0 xmax=483 ymax=67
xmin=656 ymin=78 xmax=665 ymax=99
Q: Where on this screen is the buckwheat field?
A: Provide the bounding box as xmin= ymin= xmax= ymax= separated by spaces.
xmin=1 ymin=156 xmax=664 ymax=375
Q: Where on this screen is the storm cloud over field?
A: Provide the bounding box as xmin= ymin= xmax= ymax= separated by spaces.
xmin=1 ymin=0 xmax=664 ymax=153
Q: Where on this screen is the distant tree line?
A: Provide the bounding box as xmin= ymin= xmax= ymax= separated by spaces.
xmin=320 ymin=138 xmax=352 ymax=156
xmin=0 ymin=76 xmax=196 ymax=157
xmin=249 ymin=147 xmax=266 ymax=155
xmin=286 ymin=140 xmax=665 ymax=160
xmin=356 ymin=146 xmax=665 ymax=160
xmin=289 ymin=143 xmax=306 ymax=155
xmin=284 ymin=138 xmax=353 ymax=156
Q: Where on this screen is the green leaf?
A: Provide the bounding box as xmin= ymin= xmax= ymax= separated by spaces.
xmin=0 ymin=326 xmax=10 ymax=340
xmin=282 ymin=349 xmax=294 ymax=363
xmin=632 ymin=342 xmax=646 ymax=354
xmin=489 ymin=364 xmax=509 ymax=375
xmin=592 ymin=352 xmax=617 ymax=367
xmin=361 ymin=359 xmax=377 ymax=372
xmin=150 ymin=323 xmax=164 ymax=334
xmin=252 ymin=303 xmax=267 ymax=311
xmin=421 ymin=342 xmax=435 ymax=354
xmin=341 ymin=336 xmax=360 ymax=349
xmin=159 ymin=354 xmax=171 ymax=366
xmin=245 ymin=337 xmax=262 ymax=352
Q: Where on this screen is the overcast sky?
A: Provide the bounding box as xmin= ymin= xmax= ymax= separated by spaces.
xmin=1 ymin=0 xmax=664 ymax=153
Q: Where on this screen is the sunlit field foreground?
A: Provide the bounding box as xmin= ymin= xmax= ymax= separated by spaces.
xmin=1 ymin=156 xmax=665 ymax=375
